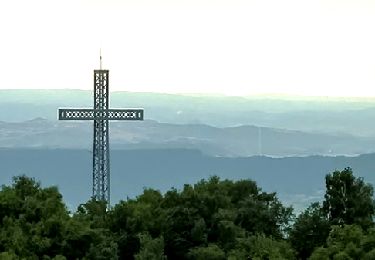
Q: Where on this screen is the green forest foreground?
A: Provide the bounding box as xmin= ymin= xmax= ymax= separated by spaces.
xmin=0 ymin=168 xmax=374 ymax=259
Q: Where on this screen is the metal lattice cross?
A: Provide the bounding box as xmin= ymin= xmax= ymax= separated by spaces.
xmin=58 ymin=69 xmax=144 ymax=205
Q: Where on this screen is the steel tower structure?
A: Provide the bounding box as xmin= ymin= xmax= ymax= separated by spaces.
xmin=58 ymin=57 xmax=144 ymax=205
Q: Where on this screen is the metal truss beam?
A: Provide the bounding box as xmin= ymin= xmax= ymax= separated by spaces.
xmin=58 ymin=108 xmax=144 ymax=120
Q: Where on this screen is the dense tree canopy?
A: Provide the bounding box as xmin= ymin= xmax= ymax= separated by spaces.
xmin=106 ymin=176 xmax=294 ymax=259
xmin=290 ymin=167 xmax=375 ymax=259
xmin=323 ymin=167 xmax=375 ymax=229
xmin=289 ymin=202 xmax=330 ymax=259
xmin=0 ymin=167 xmax=374 ymax=259
xmin=309 ymin=225 xmax=375 ymax=260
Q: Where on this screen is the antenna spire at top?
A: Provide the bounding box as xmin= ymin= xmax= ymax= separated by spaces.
xmin=100 ymin=48 xmax=102 ymax=70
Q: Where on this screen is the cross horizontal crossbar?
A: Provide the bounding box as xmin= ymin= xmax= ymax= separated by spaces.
xmin=58 ymin=108 xmax=144 ymax=120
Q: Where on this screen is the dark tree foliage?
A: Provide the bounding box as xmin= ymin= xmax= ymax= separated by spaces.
xmin=0 ymin=176 xmax=69 ymax=258
xmin=157 ymin=177 xmax=293 ymax=259
xmin=323 ymin=167 xmax=375 ymax=229
xmin=106 ymin=176 xmax=294 ymax=259
xmin=0 ymin=176 xmax=117 ymax=259
xmin=289 ymin=202 xmax=330 ymax=259
xmin=228 ymin=234 xmax=296 ymax=259
xmin=289 ymin=167 xmax=375 ymax=259
xmin=1 ymin=169 xmax=374 ymax=259
xmin=310 ymin=225 xmax=375 ymax=259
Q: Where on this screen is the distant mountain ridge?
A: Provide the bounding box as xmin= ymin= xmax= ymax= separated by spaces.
xmin=1 ymin=148 xmax=375 ymax=211
xmin=1 ymin=118 xmax=374 ymax=157
xmin=2 ymin=89 xmax=375 ymax=137
xmin=2 ymin=90 xmax=375 ymax=212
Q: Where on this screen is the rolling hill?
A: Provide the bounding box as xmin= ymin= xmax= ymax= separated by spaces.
xmin=1 ymin=118 xmax=375 ymax=157
xmin=1 ymin=148 xmax=374 ymax=212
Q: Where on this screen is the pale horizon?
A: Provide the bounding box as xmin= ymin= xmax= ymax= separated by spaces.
xmin=1 ymin=0 xmax=375 ymax=97
xmin=5 ymin=88 xmax=375 ymax=100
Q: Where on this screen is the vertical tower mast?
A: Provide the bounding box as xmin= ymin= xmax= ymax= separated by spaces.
xmin=92 ymin=52 xmax=110 ymax=204
xmin=58 ymin=54 xmax=144 ymax=207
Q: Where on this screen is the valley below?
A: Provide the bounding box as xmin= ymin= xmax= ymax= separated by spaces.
xmin=1 ymin=148 xmax=374 ymax=212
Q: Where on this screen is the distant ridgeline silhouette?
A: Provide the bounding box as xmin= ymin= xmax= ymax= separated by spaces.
xmin=0 ymin=148 xmax=374 ymax=210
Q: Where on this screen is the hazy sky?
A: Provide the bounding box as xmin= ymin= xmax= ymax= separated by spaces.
xmin=0 ymin=0 xmax=375 ymax=96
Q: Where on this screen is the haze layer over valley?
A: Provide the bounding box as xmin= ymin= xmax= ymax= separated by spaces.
xmin=2 ymin=89 xmax=375 ymax=210
xmin=2 ymin=90 xmax=375 ymax=156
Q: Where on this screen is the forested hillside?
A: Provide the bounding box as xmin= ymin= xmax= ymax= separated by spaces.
xmin=0 ymin=168 xmax=374 ymax=259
